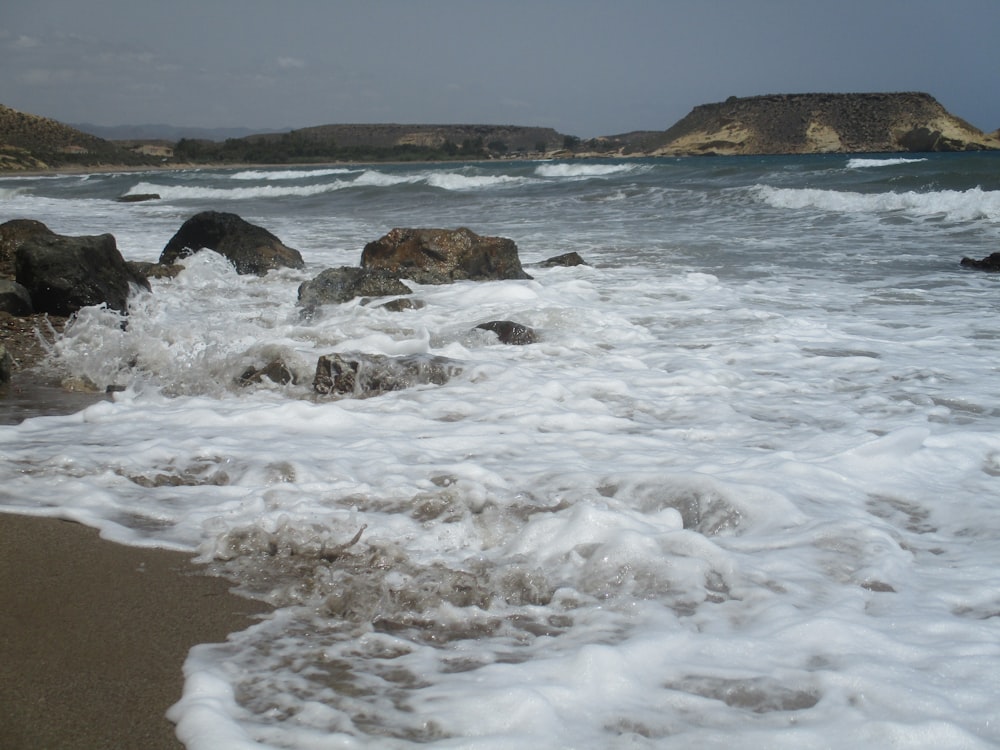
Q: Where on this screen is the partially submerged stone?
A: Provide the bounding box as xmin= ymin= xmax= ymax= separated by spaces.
xmin=360 ymin=227 xmax=532 ymax=284
xmin=313 ymin=352 xmax=461 ymax=398
xmin=476 ymin=320 xmax=538 ymax=345
xmin=297 ymin=266 xmax=411 ymax=312
xmin=960 ymin=252 xmax=1000 ymax=272
xmin=160 ymin=211 xmax=304 ymax=275
xmin=535 ymin=251 xmax=589 ymax=268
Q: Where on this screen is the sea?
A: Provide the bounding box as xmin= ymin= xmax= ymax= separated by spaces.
xmin=2 ymin=153 xmax=1000 ymax=749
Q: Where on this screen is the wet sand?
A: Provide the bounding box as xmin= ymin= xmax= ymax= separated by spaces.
xmin=0 ymin=512 xmax=268 ymax=750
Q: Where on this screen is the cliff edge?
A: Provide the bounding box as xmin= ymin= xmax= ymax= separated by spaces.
xmin=646 ymin=92 xmax=1000 ymax=156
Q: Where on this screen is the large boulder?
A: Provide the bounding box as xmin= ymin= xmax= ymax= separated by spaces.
xmin=313 ymin=352 xmax=461 ymax=398
xmin=159 ymin=211 xmax=304 ymax=275
xmin=1 ymin=219 xmax=56 ymax=278
xmin=297 ymin=266 xmax=412 ymax=313
xmin=16 ymin=232 xmax=151 ymax=316
xmin=360 ymin=227 xmax=532 ymax=284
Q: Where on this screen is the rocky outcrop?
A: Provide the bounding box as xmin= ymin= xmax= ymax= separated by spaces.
xmin=313 ymin=352 xmax=461 ymax=398
xmin=360 ymin=227 xmax=531 ymax=285
xmin=297 ymin=267 xmax=412 ymax=313
xmin=635 ymin=93 xmax=999 ymax=156
xmin=16 ymin=232 xmax=150 ymax=316
xmin=159 ymin=211 xmax=304 ymax=275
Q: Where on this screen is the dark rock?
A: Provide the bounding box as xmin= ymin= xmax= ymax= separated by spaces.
xmin=127 ymin=260 xmax=184 ymax=280
xmin=0 ymin=279 xmax=34 ymax=315
xmin=313 ymin=352 xmax=461 ymax=398
xmin=116 ymin=193 xmax=160 ymax=203
xmin=960 ymin=253 xmax=1000 ymax=272
xmin=369 ymin=297 xmax=426 ymax=312
xmin=360 ymin=227 xmax=532 ymax=284
xmin=297 ymin=266 xmax=411 ymax=312
xmin=476 ymin=320 xmax=538 ymax=345
xmin=1 ymin=219 xmax=56 ymax=278
xmin=16 ymin=232 xmax=151 ymax=316
xmin=159 ymin=211 xmax=304 ymax=275
xmin=0 ymin=343 xmax=12 ymax=384
xmin=238 ymin=359 xmax=297 ymax=386
xmin=535 ymin=251 xmax=589 ymax=268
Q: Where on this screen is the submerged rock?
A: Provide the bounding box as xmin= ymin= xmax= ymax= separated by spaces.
xmin=127 ymin=260 xmax=184 ymax=280
xmin=534 ymin=251 xmax=589 ymax=268
xmin=160 ymin=210 xmax=304 ymax=275
xmin=116 ymin=193 xmax=160 ymax=203
xmin=16 ymin=232 xmax=151 ymax=316
xmin=313 ymin=352 xmax=461 ymax=398
xmin=297 ymin=266 xmax=412 ymax=312
xmin=960 ymin=252 xmax=1000 ymax=272
xmin=476 ymin=320 xmax=538 ymax=345
xmin=238 ymin=359 xmax=297 ymax=386
xmin=360 ymin=227 xmax=532 ymax=284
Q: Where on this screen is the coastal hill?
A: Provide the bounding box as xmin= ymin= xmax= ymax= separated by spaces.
xmin=1 ymin=92 xmax=998 ymax=171
xmin=0 ymin=103 xmax=156 ymax=171
xmin=591 ymin=92 xmax=1000 ymax=156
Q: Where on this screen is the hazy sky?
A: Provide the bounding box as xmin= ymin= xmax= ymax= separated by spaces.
xmin=2 ymin=0 xmax=998 ymax=138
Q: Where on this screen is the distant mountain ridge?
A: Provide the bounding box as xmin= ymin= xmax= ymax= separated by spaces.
xmin=2 ymin=92 xmax=998 ymax=171
xmin=70 ymin=122 xmax=291 ymax=142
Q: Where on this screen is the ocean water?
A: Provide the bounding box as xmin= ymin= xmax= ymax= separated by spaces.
xmin=2 ymin=154 xmax=1000 ymax=748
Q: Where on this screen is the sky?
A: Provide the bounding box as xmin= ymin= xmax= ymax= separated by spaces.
xmin=1 ymin=0 xmax=999 ymax=139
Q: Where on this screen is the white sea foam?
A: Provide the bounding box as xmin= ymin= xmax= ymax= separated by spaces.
xmin=123 ymin=180 xmax=350 ymax=200
xmin=846 ymin=157 xmax=928 ymax=169
xmin=228 ymin=167 xmax=359 ymax=181
xmin=535 ymin=162 xmax=640 ymax=178
xmin=755 ymin=184 xmax=1000 ymax=222
xmin=3 ymin=155 xmax=1000 ymax=748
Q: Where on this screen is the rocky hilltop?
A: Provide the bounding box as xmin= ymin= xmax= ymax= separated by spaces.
xmin=0 ymin=104 xmax=156 ymax=171
xmin=612 ymin=92 xmax=1000 ymax=156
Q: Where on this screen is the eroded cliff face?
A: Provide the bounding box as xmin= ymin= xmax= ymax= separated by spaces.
xmin=647 ymin=93 xmax=999 ymax=156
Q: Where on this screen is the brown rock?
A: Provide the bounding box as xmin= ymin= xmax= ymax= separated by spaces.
xmin=360 ymin=227 xmax=531 ymax=285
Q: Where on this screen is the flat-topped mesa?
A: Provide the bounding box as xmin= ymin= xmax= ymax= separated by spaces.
xmin=651 ymin=92 xmax=1000 ymax=156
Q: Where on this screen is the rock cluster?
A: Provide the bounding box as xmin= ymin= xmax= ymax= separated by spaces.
xmin=1 ymin=215 xmax=561 ymax=393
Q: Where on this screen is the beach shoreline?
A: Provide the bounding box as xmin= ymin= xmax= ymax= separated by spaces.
xmin=0 ymin=512 xmax=269 ymax=750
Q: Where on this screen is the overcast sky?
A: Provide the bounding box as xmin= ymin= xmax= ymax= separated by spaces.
xmin=2 ymin=0 xmax=998 ymax=138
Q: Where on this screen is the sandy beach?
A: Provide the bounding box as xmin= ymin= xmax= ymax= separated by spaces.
xmin=0 ymin=512 xmax=268 ymax=750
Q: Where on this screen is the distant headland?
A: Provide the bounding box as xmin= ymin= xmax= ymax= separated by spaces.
xmin=2 ymin=92 xmax=998 ymax=172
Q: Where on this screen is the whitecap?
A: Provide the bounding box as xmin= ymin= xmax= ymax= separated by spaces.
xmin=846 ymin=157 xmax=928 ymax=169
